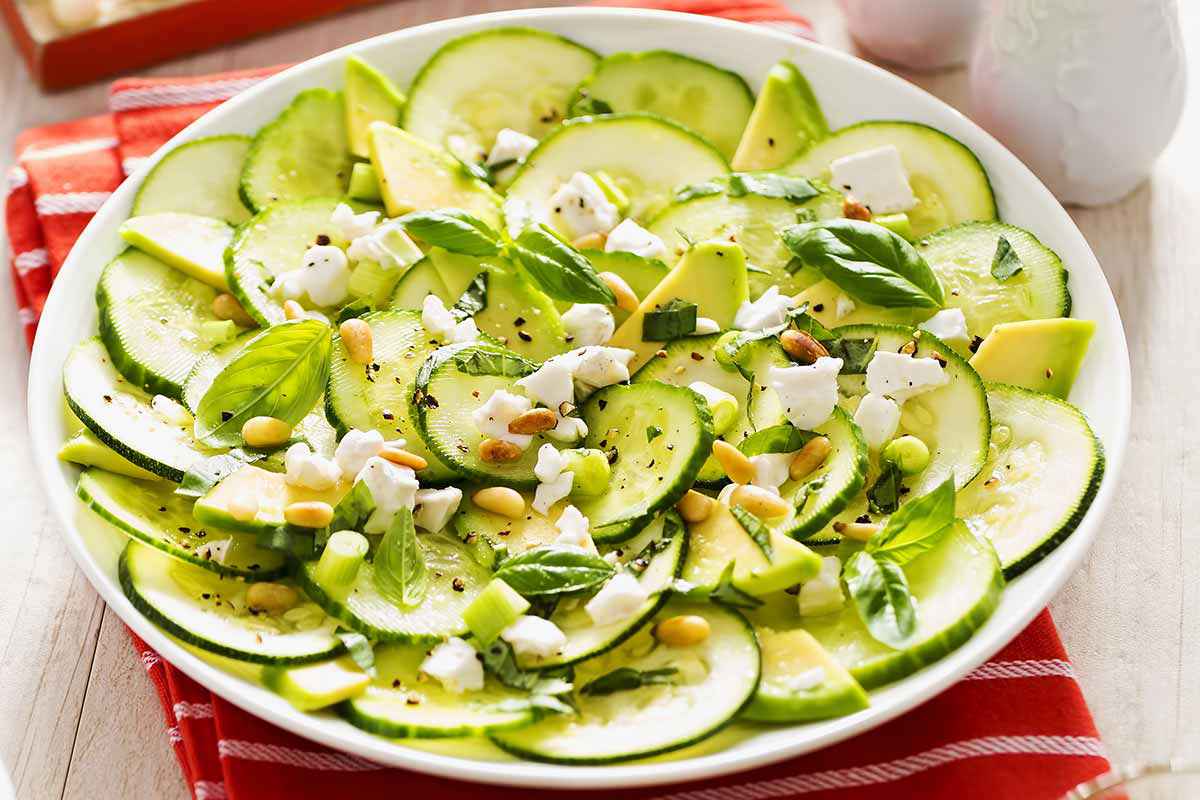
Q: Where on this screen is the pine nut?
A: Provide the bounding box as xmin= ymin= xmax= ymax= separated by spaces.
xmin=572 ymin=232 xmax=606 ymax=250
xmin=284 ymin=500 xmax=334 ymax=528
xmin=730 ymin=484 xmax=790 ymax=519
xmin=283 ymin=300 xmax=305 ymax=321
xmin=598 ymin=271 xmax=639 ymax=313
xmin=654 ymin=615 xmax=711 ymax=647
xmin=241 ymin=416 xmax=293 ymax=447
xmin=245 ymin=582 xmax=299 ymax=615
xmin=842 ymin=197 xmax=872 ymax=221
xmin=339 ymin=318 xmax=373 ymax=364
xmin=379 ymin=446 xmax=428 ymax=471
xmin=472 ymin=487 xmax=525 ymax=519
xmin=780 ymin=329 xmax=830 ymax=365
xmin=712 ymin=440 xmax=755 ymax=485
xmin=479 ymin=438 xmax=523 ymax=463
xmin=833 ymin=521 xmax=882 ymax=541
xmin=789 ymin=436 xmax=832 ymax=480
xmin=898 ymin=340 xmax=918 ymax=355
xmin=507 ymin=408 xmax=557 ymax=435
xmin=676 ymin=489 xmax=715 ymax=523
xmin=212 ymin=293 xmax=256 ymax=327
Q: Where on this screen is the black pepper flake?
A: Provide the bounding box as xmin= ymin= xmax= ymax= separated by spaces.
xmin=647 ymin=459 xmax=655 ymax=468
xmin=813 ymin=304 xmax=824 ymax=312
xmin=606 ymin=447 xmax=619 ymax=464
xmin=856 ymin=514 xmax=872 ymax=524
xmin=598 ymin=399 xmax=608 ymax=410
xmin=472 ymin=390 xmax=480 ymax=398
xmin=157 ymin=506 xmax=167 ymax=513
xmin=382 ymin=411 xmax=394 ymax=421
xmin=220 ymin=411 xmax=233 ymax=422
xmin=178 ymin=526 xmax=191 ymax=534
xmin=517 ymin=330 xmax=533 ymax=342
xmin=1045 ymin=367 xmax=1054 ymax=379
xmin=767 ymin=137 xmax=776 ymax=147
xmin=201 ymin=593 xmax=211 ymax=600
xmin=103 ymin=394 xmax=113 ymax=403
xmin=498 ymin=529 xmax=511 ymax=537
xmin=315 ymin=234 xmax=331 ymax=246
xmin=392 ymin=679 xmax=402 ymax=688
xmin=969 ymin=336 xmax=984 ymax=353
xmin=424 ymin=394 xmax=439 ymax=409
xmin=406 ymin=697 xmax=421 ymax=706
xmin=514 ymin=317 xmax=526 ymax=327
xmin=452 ymin=577 xmax=466 ymax=592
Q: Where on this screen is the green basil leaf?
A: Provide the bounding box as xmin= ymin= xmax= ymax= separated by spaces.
xmin=794 ymin=477 xmax=826 ymax=515
xmin=400 ymin=209 xmax=501 ymax=256
xmin=175 ymin=449 xmax=263 ymax=498
xmin=451 ymin=345 xmax=536 ymax=378
xmin=194 ymin=320 xmax=331 ymax=447
xmin=453 ymin=154 xmax=495 ymax=186
xmin=329 ymin=479 xmax=377 ymax=534
xmin=336 ymin=629 xmax=377 ymax=678
xmin=494 ymin=546 xmax=616 ymax=596
xmin=646 ymin=425 xmax=663 ymax=443
xmin=728 ymin=172 xmax=819 ymax=203
xmin=738 ymin=423 xmax=812 ymax=457
xmin=790 ymin=307 xmax=837 ymax=343
xmin=373 ymin=507 xmax=427 ymax=607
xmin=844 ymin=549 xmax=916 ymax=648
xmin=673 ymin=180 xmax=725 ymax=203
xmin=255 ymin=525 xmax=315 ymax=560
xmin=868 ymin=477 xmax=956 ymax=565
xmin=642 ymin=298 xmax=698 ymax=341
xmin=580 ymin=667 xmax=678 ymax=697
xmin=825 ymin=336 xmax=878 ymax=374
xmin=866 ymin=459 xmax=904 ymax=515
xmin=623 ymin=516 xmax=679 ymax=577
xmin=335 ymin=298 xmax=375 ymax=323
xmin=781 ymin=219 xmax=944 ymax=308
xmin=990 ymin=235 xmax=1024 ymax=281
xmin=730 ymin=505 xmax=774 ymax=560
xmin=452 ymin=271 xmax=488 ymax=319
xmin=480 ymin=638 xmax=575 ymax=691
xmin=568 ymin=95 xmax=613 ymax=117
xmin=513 ymin=225 xmax=616 ymax=304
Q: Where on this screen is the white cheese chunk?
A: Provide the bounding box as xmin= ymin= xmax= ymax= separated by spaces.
xmin=150 ymin=394 xmax=192 ymax=427
xmin=472 ymin=389 xmax=534 ymax=448
xmin=284 ymin=443 xmax=340 ymax=491
xmin=604 ymin=218 xmax=666 ymax=259
xmin=334 ymin=428 xmax=385 ymax=478
xmin=500 ymin=615 xmax=567 ymax=659
xmin=571 ymin=346 xmax=636 ymax=390
xmin=835 ymin=294 xmax=857 ymax=321
xmin=274 ymin=245 xmax=351 ymax=308
xmin=553 ymin=504 xmax=594 ymax=550
xmin=420 ymin=637 xmax=484 ymax=693
xmin=347 ymin=221 xmax=423 ymax=270
xmin=562 ymin=303 xmax=615 ymax=347
xmin=418 ymin=294 xmax=476 ymax=343
xmin=549 ymin=172 xmax=619 ymax=238
xmin=502 ymin=196 xmax=544 ymax=240
xmin=734 ymin=285 xmax=796 ymax=331
xmin=750 ymin=451 xmax=797 ymax=492
xmin=356 ymin=456 xmax=418 ymax=534
xmin=919 ymin=307 xmax=970 ymax=346
xmin=854 ymin=392 xmax=902 ymax=451
xmin=533 ymin=470 xmax=574 ymax=516
xmin=798 ymin=555 xmax=845 ymax=617
xmin=545 ymin=415 xmax=589 ymax=443
xmin=516 ymin=357 xmax=577 ymax=413
xmin=413 ymin=487 xmax=463 ymax=533
xmin=865 ymin=350 xmax=949 ymax=402
xmin=486 ymin=127 xmax=539 ymax=167
xmin=693 ymin=316 xmax=720 ymax=335
xmin=585 ymin=572 xmax=649 ymax=626
xmin=829 ymin=145 xmax=918 ymax=215
xmin=534 ymin=443 xmax=566 ymax=483
xmin=767 ymin=357 xmax=844 ymax=430
xmin=330 ymin=202 xmax=379 ymax=242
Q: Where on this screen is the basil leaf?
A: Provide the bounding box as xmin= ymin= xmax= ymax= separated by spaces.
xmin=794 ymin=477 xmax=826 ymax=514
xmin=990 ymin=235 xmax=1023 ymax=281
xmin=781 ymin=219 xmax=944 ymax=308
xmin=335 ymin=298 xmax=375 ymax=323
xmin=512 ymin=225 xmax=616 ymax=304
xmin=791 ymin=307 xmax=837 ymax=343
xmin=452 ymin=271 xmax=488 ymax=319
xmin=194 ymin=320 xmax=331 ymax=447
xmin=329 ymin=479 xmax=377 ymax=534
xmin=175 ymin=449 xmax=263 ymax=498
xmin=642 ymin=298 xmax=698 ymax=341
xmin=451 ymin=346 xmax=536 ymax=378
xmin=738 ymin=424 xmax=812 ymax=457
xmin=399 ymin=209 xmax=501 ymax=257
xmin=844 ymin=549 xmax=916 ymax=648
xmin=623 ymin=516 xmax=679 ymax=577
xmin=825 ymin=336 xmax=877 ymax=374
xmin=336 ymin=629 xmax=377 ymax=678
xmin=580 ymin=667 xmax=678 ymax=697
xmin=673 ymin=180 xmax=724 ymax=203
xmin=674 ymin=562 xmax=763 ymax=609
xmin=866 ymin=460 xmax=904 ymax=515
xmin=480 ymin=638 xmax=575 ymax=691
xmin=255 ymin=525 xmax=315 ymax=559
xmin=568 ymin=95 xmax=613 ymax=117
xmin=868 ymin=477 xmax=955 ymax=565
xmin=730 ymin=505 xmax=773 ymax=559
xmin=453 ymin=154 xmax=495 ymax=186
xmin=494 ymin=546 xmax=616 ymax=596
xmin=373 ymin=507 xmax=427 ymax=607
xmin=728 ymin=172 xmax=819 ymax=203
xmin=646 ymin=425 xmax=663 ymax=443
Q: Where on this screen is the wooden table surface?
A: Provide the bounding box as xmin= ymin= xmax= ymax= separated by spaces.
xmin=1 ymin=2 xmax=1196 ymax=797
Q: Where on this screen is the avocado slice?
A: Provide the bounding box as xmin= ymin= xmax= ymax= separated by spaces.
xmin=58 ymin=429 xmax=159 ymax=480
xmin=118 ymin=212 xmax=233 ymax=291
xmin=681 ymin=501 xmax=822 ymax=596
xmin=969 ymin=318 xmax=1095 ymax=399
xmin=731 ymin=61 xmax=829 ymax=172
xmin=743 ymin=628 xmax=870 ymax=722
xmin=194 ymin=464 xmax=349 ymax=533
xmin=792 ymin=277 xmax=923 ymax=330
xmin=262 ymin=655 xmax=370 ymax=711
xmin=367 ymin=122 xmax=502 ymax=226
xmin=609 ymin=240 xmax=749 ymax=369
xmin=345 ymin=57 xmax=406 ymax=159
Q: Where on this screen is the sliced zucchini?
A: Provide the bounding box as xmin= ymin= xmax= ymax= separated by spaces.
xmin=119 ymin=213 xmax=233 ymax=291
xmin=298 ymin=531 xmax=490 ymax=642
xmin=403 ymin=27 xmax=599 ymax=157
xmin=132 ymin=135 xmax=252 ymax=225
xmin=194 ymin=464 xmax=348 ymax=533
xmin=263 ymin=655 xmax=370 ymax=711
xmin=571 ymin=51 xmax=754 ymax=159
xmin=181 ymin=332 xmax=252 ymax=412
xmin=743 ymin=628 xmax=869 ymax=722
xmin=959 ymin=383 xmax=1104 ymax=578
xmin=345 ymin=56 xmax=405 ymax=159
xmin=506 ymin=113 xmax=729 ymax=225
xmin=451 ymin=488 xmax=561 ymax=569
xmin=490 ymin=600 xmax=759 ymax=764
xmin=59 ymin=428 xmax=158 ymax=480
xmin=388 ymin=257 xmax=452 ymax=310
xmin=96 ymin=249 xmax=223 ymax=399
xmin=240 ymin=89 xmax=351 ymax=212
xmin=340 ymin=644 xmax=536 ymax=738
xmin=786 ymin=121 xmax=997 ymax=238
xmin=120 ymin=541 xmax=341 ymax=664
xmin=77 ymin=469 xmax=287 ymax=578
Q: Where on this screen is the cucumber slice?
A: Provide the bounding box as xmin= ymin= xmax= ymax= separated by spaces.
xmin=240 ymin=89 xmax=351 ymax=212
xmin=298 ymin=531 xmax=491 ymax=643
xmin=181 ymin=332 xmax=253 ymax=412
xmin=575 ymin=382 xmax=715 ymax=542
xmin=96 ymin=249 xmax=223 ymax=400
xmin=916 ymin=221 xmax=1071 ymax=338
xmin=194 ymin=465 xmax=348 ymax=533
xmin=506 ymin=113 xmax=729 ymax=225
xmin=743 ymin=628 xmax=869 ymax=722
xmin=732 ymin=61 xmax=829 ymax=172
xmin=388 ymin=257 xmax=452 ymax=310
xmin=786 ymin=121 xmax=997 ymax=238
xmin=120 ymin=541 xmax=342 ymax=664
xmin=77 ymin=469 xmax=287 ymax=579
xmin=326 ymin=310 xmax=455 ymax=481
xmin=119 ymin=213 xmax=233 ymax=291
xmin=959 ymin=383 xmax=1104 ymax=578
xmin=345 ymin=56 xmax=405 ymax=159
xmin=490 ymin=600 xmax=759 ymax=764
xmin=340 ymin=644 xmax=536 ymax=738
xmin=226 ymin=198 xmax=342 ymax=326
xmin=451 ymin=487 xmax=560 ymax=569
xmin=571 ymin=51 xmax=754 ymax=159
xmin=64 ymin=339 xmax=221 ymax=481
xmin=263 ymin=655 xmax=370 ymax=711
xmin=59 ymin=429 xmax=158 ymax=480
xmin=132 ymin=135 xmax=252 ymax=225
xmin=403 ymin=27 xmax=599 ymax=157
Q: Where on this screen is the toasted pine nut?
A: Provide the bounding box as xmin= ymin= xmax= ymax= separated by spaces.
xmin=713 ymin=440 xmax=755 ymax=485
xmin=833 ymin=521 xmax=882 ymax=542
xmin=283 ymin=300 xmax=306 ymax=321
xmin=507 ymin=408 xmax=557 ymax=435
xmin=379 ymin=446 xmax=428 ymax=471
xmin=339 ymin=318 xmax=373 ymax=365
xmin=898 ymin=340 xmax=918 ymax=356
xmin=572 ymin=232 xmax=606 ymax=250
xmin=789 ymin=436 xmax=833 ymax=480
xmin=780 ymin=329 xmax=830 ymax=365
xmin=730 ymin=484 xmax=790 ymax=519
xmin=245 ymin=582 xmax=299 ymax=615
xmin=842 ymin=197 xmax=872 ymax=221
xmin=241 ymin=416 xmax=293 ymax=448
xmin=472 ymin=486 xmax=525 ymax=519
xmin=676 ymin=489 xmax=715 ymax=523
xmin=598 ymin=271 xmax=639 ymax=313
xmin=479 ymin=438 xmax=523 ymax=463
xmin=654 ymin=615 xmax=711 ymax=647
xmin=212 ymin=293 xmax=256 ymax=327
xmin=284 ymin=500 xmax=334 ymax=528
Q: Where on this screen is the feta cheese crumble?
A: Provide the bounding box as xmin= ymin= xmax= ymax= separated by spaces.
xmin=750 ymin=451 xmax=797 ymax=492
xmin=570 ymin=346 xmax=637 ymax=391
xmin=421 ymin=294 xmax=478 ymax=343
xmin=604 ymin=218 xmax=666 ymax=259
xmin=788 ymin=666 xmax=828 ymax=691
xmin=693 ymin=316 xmax=721 ymax=335
xmin=531 ymin=442 xmax=573 ymax=516
xmin=273 ymin=245 xmax=351 ymax=307
xmin=865 ymin=350 xmax=949 ymax=402
xmin=835 ymin=294 xmax=857 ymax=321
xmin=500 ymin=615 xmax=567 ymax=659
xmin=330 ymin=202 xmax=379 ymax=242
xmin=798 ymin=555 xmax=845 ymax=617
xmin=561 ymin=303 xmax=615 ymax=347
xmin=486 ymin=128 xmax=539 ymax=167
xmin=420 ymin=637 xmax=484 ymax=693
xmin=854 ymin=392 xmax=902 ymax=451
xmin=357 ymin=456 xmax=418 ymax=534
xmin=346 ymin=221 xmax=423 ymax=270
xmin=585 ymin=572 xmax=649 ymax=626
xmin=413 ymin=487 xmax=463 ymax=533
xmin=549 ymin=172 xmax=619 ymax=239
xmin=767 ymin=357 xmax=844 ymax=430
xmin=150 ymin=394 xmax=191 ymax=427
xmin=472 ymin=389 xmax=535 ymax=448
xmin=334 ymin=428 xmax=385 ymax=477
xmin=284 ymin=443 xmax=340 ymax=491
xmin=920 ymin=308 xmax=970 ymax=347
xmin=829 ymin=145 xmax=917 ymax=215
xmin=553 ymin=504 xmax=594 ymax=550
xmin=734 ymin=285 xmax=796 ymax=331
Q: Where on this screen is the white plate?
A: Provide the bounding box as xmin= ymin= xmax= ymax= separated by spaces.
xmin=27 ymin=7 xmax=1131 ymax=790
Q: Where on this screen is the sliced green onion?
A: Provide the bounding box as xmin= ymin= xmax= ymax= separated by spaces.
xmin=198 ymin=319 xmax=238 ymax=347
xmin=313 ymin=530 xmax=369 ymax=596
xmin=881 ymin=435 xmax=930 ymax=475
xmin=462 ymin=578 xmax=530 ymax=646
xmin=688 ymin=381 xmax=739 ymax=436
xmin=590 ymin=170 xmax=630 ymax=214
xmin=874 ymin=212 xmax=914 ymax=241
xmin=347 ymin=162 xmax=382 ymax=202
xmin=642 ymin=298 xmax=698 ymax=341
xmin=561 ymin=448 xmax=611 ymax=496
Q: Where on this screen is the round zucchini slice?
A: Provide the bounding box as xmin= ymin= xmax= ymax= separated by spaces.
xmin=132 ymin=135 xmax=253 ymax=225
xmin=743 ymin=628 xmax=869 ymax=723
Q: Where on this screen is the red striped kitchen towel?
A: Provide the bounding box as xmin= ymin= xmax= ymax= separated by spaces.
xmin=5 ymin=3 xmax=1108 ymax=799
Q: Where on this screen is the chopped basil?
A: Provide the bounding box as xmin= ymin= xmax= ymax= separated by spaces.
xmin=826 ymin=336 xmax=877 ymax=374
xmin=727 ymin=172 xmax=820 ymax=203
xmin=336 ymin=629 xmax=377 ymax=678
xmin=866 ymin=459 xmax=904 ymax=515
xmin=451 ymin=271 xmax=488 ymax=319
xmin=568 ymin=95 xmax=613 ymax=118
xmin=673 ymin=180 xmax=725 ymax=203
xmin=580 ymin=667 xmax=678 ymax=697
xmin=512 ymin=225 xmax=616 ymax=304
xmin=646 ymin=425 xmax=663 ymax=443
xmin=730 ymin=505 xmax=774 ymax=560
xmin=373 ymin=508 xmax=427 ymax=607
xmin=738 ymin=423 xmax=811 ymax=457
xmin=844 ymin=549 xmax=917 ymax=648
xmin=642 ymin=298 xmax=698 ymax=341
xmin=674 ymin=562 xmax=762 ymax=609
xmin=451 ymin=346 xmax=536 ymax=378
xmin=990 ymin=235 xmax=1024 ymax=281
xmin=867 ymin=477 xmax=955 ymax=566
xmin=399 ymin=209 xmax=501 ymax=257
xmin=494 ymin=546 xmax=616 ymax=596
xmin=175 ymin=449 xmax=263 ymax=498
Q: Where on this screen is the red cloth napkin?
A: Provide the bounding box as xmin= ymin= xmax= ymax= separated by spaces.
xmin=4 ymin=4 xmax=1111 ymax=798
